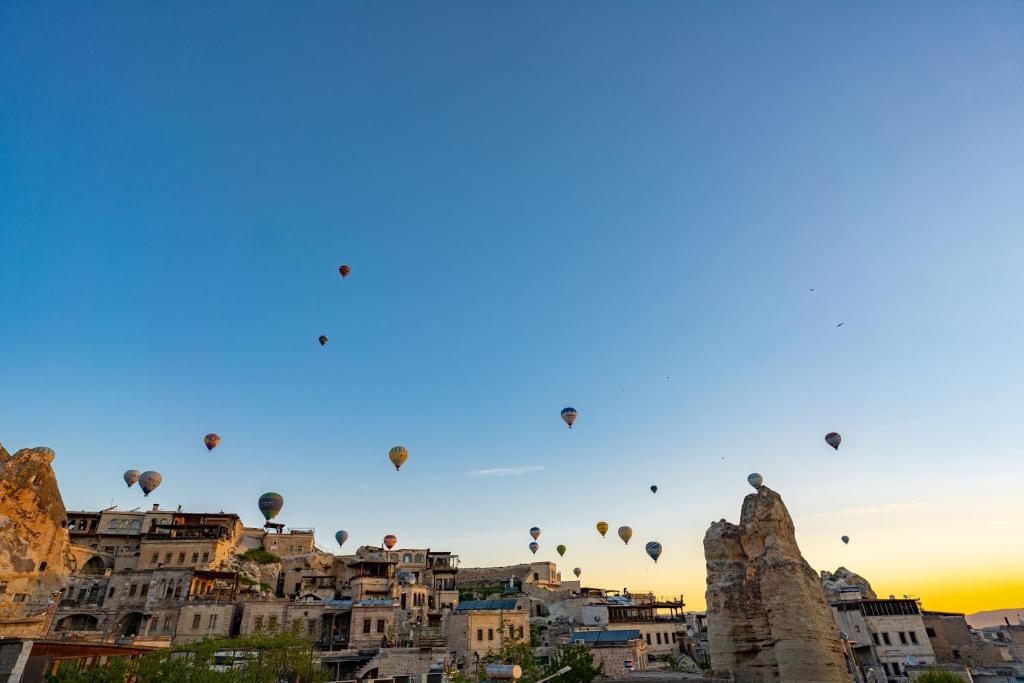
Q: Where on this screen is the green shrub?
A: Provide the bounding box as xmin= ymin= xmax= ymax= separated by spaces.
xmin=915 ymin=671 xmax=966 ymax=683
xmin=241 ymin=548 xmax=281 ymax=564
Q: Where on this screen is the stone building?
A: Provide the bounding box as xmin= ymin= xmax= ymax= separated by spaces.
xmin=830 ymin=591 xmax=937 ymax=679
xmin=567 ymin=629 xmax=647 ymax=674
xmin=445 ymin=599 xmax=530 ymax=665
xmin=922 ymin=611 xmax=1018 ymax=669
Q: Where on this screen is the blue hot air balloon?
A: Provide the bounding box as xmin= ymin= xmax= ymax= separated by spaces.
xmin=650 ymin=485 xmax=658 ymax=494
xmin=335 ymin=530 xmax=349 ymax=547
xmin=645 ymin=541 xmax=663 ymax=563
xmin=560 ymin=407 xmax=577 ymax=428
xmin=529 ymin=542 xmax=539 ymax=555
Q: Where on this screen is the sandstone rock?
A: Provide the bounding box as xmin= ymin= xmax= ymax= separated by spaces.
xmin=703 ymin=486 xmax=851 ymax=682
xmin=0 ymin=443 xmax=73 ymax=636
xmin=820 ymin=567 xmax=876 ymax=603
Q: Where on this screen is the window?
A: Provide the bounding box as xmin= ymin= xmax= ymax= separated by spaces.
xmin=952 ymin=649 xmax=961 ymax=660
xmin=488 ymin=628 xmax=495 ymax=641
xmin=477 ymin=629 xmax=484 ymax=641
xmin=518 ymin=626 xmax=524 ymax=639
xmin=39 ymin=562 xmax=48 ymax=572
xmin=174 ymin=581 xmax=183 ymax=598
xmin=656 ymin=633 xmax=662 ymax=645
xmin=269 ymin=616 xmax=279 ymax=631
xmin=12 ymin=594 xmax=27 ymax=603
xmin=178 ymin=553 xmax=185 ymax=564
xmin=209 ymin=614 xmax=218 ymax=629
xmin=403 ymin=554 xmax=412 ymax=563
xmin=193 ymin=614 xmax=202 ymax=628
xmin=891 ymin=662 xmax=901 ymax=676
xmin=129 ymin=584 xmax=137 ymax=597
xmin=363 ymin=619 xmax=372 ymax=634
xmin=0 ymin=581 xmax=6 ymax=594
xmin=191 ymin=553 xmax=199 ymax=563
xmin=899 ymin=631 xmax=907 ymax=644
xmin=308 ymin=619 xmax=318 ymax=635
xmin=254 ymin=616 xmax=264 ymax=632
xmin=415 ymin=554 xmax=424 ymax=563
xmin=108 ymin=587 xmax=115 ymax=598
xmin=77 ymin=588 xmax=87 ymax=602
xmin=108 ymin=520 xmax=119 ymax=530
xmin=163 ymin=616 xmax=172 ymax=632
xmin=292 ymin=619 xmax=302 ymax=633
xmin=129 ymin=520 xmax=141 ymax=530
xmin=164 ymin=552 xmax=172 ymax=563
xmin=881 ymin=663 xmax=890 ymax=676
xmin=202 ymin=552 xmax=209 ymax=562
xmin=910 ymin=631 xmax=918 ymax=644
xmin=881 ymin=632 xmax=891 ymax=645
xmin=377 ymin=619 xmax=386 ymax=633
xmin=151 ymin=553 xmax=159 ymax=564
xmin=926 ymin=627 xmax=937 ymax=637
xmin=645 ymin=633 xmax=651 ymax=645
xmin=141 ymin=584 xmax=148 ymax=597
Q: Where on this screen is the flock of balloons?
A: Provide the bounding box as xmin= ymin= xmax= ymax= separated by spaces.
xmin=746 ymin=432 xmax=851 ymax=545
xmin=115 ymin=265 xmax=853 ymax=572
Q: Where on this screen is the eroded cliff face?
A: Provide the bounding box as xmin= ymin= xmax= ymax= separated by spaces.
xmin=703 ymin=486 xmax=851 ymax=683
xmin=821 ymin=567 xmax=876 ymax=603
xmin=0 ymin=443 xmax=73 ymax=635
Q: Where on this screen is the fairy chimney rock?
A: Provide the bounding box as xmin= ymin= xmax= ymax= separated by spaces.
xmin=0 ymin=443 xmax=74 ymax=636
xmin=703 ymin=485 xmax=851 ymax=682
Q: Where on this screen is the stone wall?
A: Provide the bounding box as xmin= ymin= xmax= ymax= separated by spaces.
xmin=820 ymin=567 xmax=876 ymax=602
xmin=0 ymin=443 xmax=73 ymax=637
xmin=703 ymin=485 xmax=851 ymax=682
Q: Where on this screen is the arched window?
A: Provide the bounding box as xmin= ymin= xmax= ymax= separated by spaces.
xmin=174 ymin=580 xmax=183 ymax=598
xmin=403 ymin=554 xmax=412 ymax=563
xmin=414 ymin=554 xmax=424 ymax=564
xmin=129 ymin=520 xmax=141 ymax=530
xmin=107 ymin=520 xmax=119 ymax=531
xmin=158 ymin=579 xmax=167 ymax=597
xmin=39 ymin=562 xmax=48 ymax=572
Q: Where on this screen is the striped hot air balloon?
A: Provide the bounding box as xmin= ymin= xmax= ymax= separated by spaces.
xmin=339 ymin=265 xmax=351 ymax=278
xmin=258 ymin=492 xmax=284 ymax=521
xmin=560 ymin=407 xmax=577 ymax=428
xmin=596 ymin=521 xmax=609 ymax=538
xmin=204 ymin=433 xmax=221 ymax=451
xmin=645 ymin=541 xmax=663 ymax=563
xmin=529 ymin=542 xmax=539 ymax=555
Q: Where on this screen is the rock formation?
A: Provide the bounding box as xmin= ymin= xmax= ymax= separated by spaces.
xmin=0 ymin=443 xmax=73 ymax=636
xmin=703 ymin=486 xmax=852 ymax=682
xmin=820 ymin=567 xmax=876 ymax=603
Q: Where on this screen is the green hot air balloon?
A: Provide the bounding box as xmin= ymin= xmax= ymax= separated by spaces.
xmin=258 ymin=492 xmax=284 ymax=522
xmin=556 ymin=544 xmax=566 ymax=557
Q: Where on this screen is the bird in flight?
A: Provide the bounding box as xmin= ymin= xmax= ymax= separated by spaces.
xmin=809 ymin=288 xmax=815 ymax=292
xmin=836 ymin=322 xmax=844 ymax=327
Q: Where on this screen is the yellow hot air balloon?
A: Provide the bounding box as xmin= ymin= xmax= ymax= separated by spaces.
xmin=389 ymin=446 xmax=408 ymax=471
xmin=617 ymin=525 xmax=633 ymax=545
xmin=596 ymin=521 xmax=609 ymax=538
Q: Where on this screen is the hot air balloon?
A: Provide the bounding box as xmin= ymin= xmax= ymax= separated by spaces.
xmin=319 ymin=335 xmax=328 ymax=346
xmin=556 ymin=544 xmax=566 ymax=557
xmin=258 ymin=492 xmax=284 ymax=521
xmin=335 ymin=530 xmax=349 ymax=547
xmin=825 ymin=432 xmax=842 ymax=451
xmin=747 ymin=473 xmax=763 ymax=489
xmin=560 ymin=407 xmax=577 ymax=428
xmin=123 ymin=470 xmax=140 ymax=488
xmin=645 ymin=541 xmax=663 ymax=563
xmin=841 ymin=535 xmax=849 ymax=545
xmin=339 ymin=265 xmax=351 ymax=278
xmin=573 ymin=567 xmax=581 ymax=578
xmin=617 ymin=526 xmax=633 ymax=545
xmin=529 ymin=542 xmax=539 ymax=555
xmin=596 ymin=521 xmax=609 ymax=538
xmin=383 ymin=534 xmax=397 ymax=550
xmin=650 ymin=485 xmax=658 ymax=494
xmin=389 ymin=446 xmax=408 ymax=471
xmin=204 ymin=433 xmax=221 ymax=451
xmin=139 ymin=471 xmax=162 ymax=497
xmin=529 ymin=527 xmax=541 ymax=540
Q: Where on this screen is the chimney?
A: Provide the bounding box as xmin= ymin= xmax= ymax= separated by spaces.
xmin=152 ymin=503 xmax=160 ymax=511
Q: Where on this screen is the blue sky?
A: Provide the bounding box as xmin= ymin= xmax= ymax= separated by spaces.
xmin=2 ymin=2 xmax=1023 ymax=611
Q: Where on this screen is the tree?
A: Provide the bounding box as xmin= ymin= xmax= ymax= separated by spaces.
xmin=540 ymin=644 xmax=601 ymax=683
xmin=47 ymin=633 xmax=327 ymax=683
xmin=915 ymin=671 xmax=968 ymax=683
xmin=480 ymin=625 xmax=541 ymax=682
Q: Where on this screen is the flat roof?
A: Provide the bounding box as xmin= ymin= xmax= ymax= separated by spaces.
xmin=570 ymin=630 xmax=641 ymax=644
xmin=456 ymin=599 xmax=519 ymax=612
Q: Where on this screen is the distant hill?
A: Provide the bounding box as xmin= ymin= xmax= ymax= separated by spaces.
xmin=965 ymin=609 xmax=1024 ymax=629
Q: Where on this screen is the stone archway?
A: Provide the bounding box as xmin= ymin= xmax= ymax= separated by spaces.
xmin=55 ymin=614 xmax=99 ymax=632
xmin=118 ymin=611 xmax=145 ymax=638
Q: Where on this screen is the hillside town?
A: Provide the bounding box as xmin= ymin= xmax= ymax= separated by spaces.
xmin=1 ymin=445 xmax=1022 ymax=683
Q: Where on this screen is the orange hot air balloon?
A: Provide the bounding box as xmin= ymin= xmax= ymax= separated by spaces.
xmin=383 ymin=534 xmax=397 ymax=550
xmin=339 ymin=265 xmax=352 ymax=278
xmin=204 ymin=433 xmax=221 ymax=451
xmin=389 ymin=446 xmax=408 ymax=471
